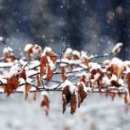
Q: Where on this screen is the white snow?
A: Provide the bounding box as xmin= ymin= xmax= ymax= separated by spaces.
xmin=81 ymin=51 xmax=89 ymax=59
xmin=102 ymin=76 xmax=110 ymax=86
xmin=103 ymin=59 xmax=110 ymax=66
xmin=3 ymin=46 xmax=13 ymax=53
xmin=111 ymin=57 xmax=124 ymax=68
xmin=72 ymin=50 xmax=80 ymax=57
xmin=41 ymin=91 xmax=49 ymax=96
xmin=94 ymin=73 xmax=100 ymax=80
xmin=61 ymin=80 xmax=76 ymax=93
xmin=0 ymin=36 xmax=4 ymax=42
xmin=24 ymin=44 xmax=33 ymax=51
xmin=9 ymin=63 xmax=21 ymax=76
xmin=110 ymin=74 xmax=117 ymax=81
xmin=89 ymin=62 xmax=101 ymax=71
xmin=118 ymin=79 xmax=124 ymax=86
xmin=43 ymin=47 xmax=52 ymax=54
xmin=112 ymin=42 xmax=123 ymax=54
xmin=64 ymin=48 xmax=72 ymax=55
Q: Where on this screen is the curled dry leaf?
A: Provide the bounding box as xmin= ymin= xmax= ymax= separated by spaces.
xmin=40 ymin=55 xmax=47 ymax=78
xmin=62 ymin=85 xmax=71 ymax=113
xmin=36 ymin=74 xmax=42 ymax=87
xmin=24 ymin=83 xmax=32 ymax=100
xmin=40 ymin=93 xmax=50 ymax=116
xmin=80 ymin=74 xmax=89 ymax=85
xmin=62 ymin=85 xmax=77 ymax=114
xmin=70 ymin=90 xmax=77 ymax=114
xmin=25 ymin=44 xmax=42 ymax=59
xmin=77 ymin=82 xmax=87 ymax=108
xmin=64 ymin=48 xmax=72 ymax=60
xmin=46 ymin=64 xmax=54 ymax=81
xmin=19 ymin=69 xmax=26 ymax=80
xmin=111 ymin=80 xmax=121 ymax=87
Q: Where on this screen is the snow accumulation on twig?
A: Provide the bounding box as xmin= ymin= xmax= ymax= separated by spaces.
xmin=0 ymin=42 xmax=130 ymax=114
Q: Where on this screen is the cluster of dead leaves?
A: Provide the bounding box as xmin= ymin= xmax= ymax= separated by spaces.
xmin=40 ymin=49 xmax=57 ymax=81
xmin=2 ymin=44 xmax=130 ymax=115
xmin=62 ymin=82 xmax=87 ymax=114
xmin=4 ymin=75 xmax=19 ymax=96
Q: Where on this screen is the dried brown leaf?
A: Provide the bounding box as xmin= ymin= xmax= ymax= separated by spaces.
xmin=40 ymin=55 xmax=47 ymax=78
xmin=4 ymin=75 xmax=19 ymax=96
xmin=77 ymin=83 xmax=87 ymax=108
xmin=24 ymin=83 xmax=32 ymax=100
xmin=40 ymin=94 xmax=50 ymax=116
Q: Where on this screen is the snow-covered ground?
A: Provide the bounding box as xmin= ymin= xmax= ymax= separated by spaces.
xmin=0 ymin=93 xmax=130 ymax=130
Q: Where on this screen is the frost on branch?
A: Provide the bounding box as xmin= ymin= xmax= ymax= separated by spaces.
xmin=0 ymin=43 xmax=130 ymax=115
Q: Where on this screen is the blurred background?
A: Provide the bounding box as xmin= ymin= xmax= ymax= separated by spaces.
xmin=0 ymin=0 xmax=130 ymax=59
xmin=0 ymin=0 xmax=130 ymax=130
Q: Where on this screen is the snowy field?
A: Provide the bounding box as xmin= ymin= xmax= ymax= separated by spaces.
xmin=0 ymin=93 xmax=130 ymax=130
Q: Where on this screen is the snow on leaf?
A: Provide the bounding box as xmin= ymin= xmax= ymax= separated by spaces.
xmin=72 ymin=50 xmax=80 ymax=60
xmin=110 ymin=58 xmax=125 ymax=79
xmin=61 ymin=80 xmax=76 ymax=94
xmin=80 ymin=72 xmax=89 ymax=85
xmin=24 ymin=44 xmax=33 ymax=52
xmin=112 ymin=42 xmax=123 ymax=56
xmin=64 ymin=48 xmax=72 ymax=60
xmin=81 ymin=51 xmax=90 ymax=66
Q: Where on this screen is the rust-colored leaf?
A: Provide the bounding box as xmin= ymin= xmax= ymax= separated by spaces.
xmin=4 ymin=75 xmax=19 ymax=96
xmin=50 ymin=55 xmax=57 ymax=64
xmin=19 ymin=69 xmax=26 ymax=80
xmin=36 ymin=75 xmax=42 ymax=87
xmin=40 ymin=94 xmax=50 ymax=116
xmin=46 ymin=51 xmax=57 ymax=64
xmin=24 ymin=83 xmax=32 ymax=100
xmin=27 ymin=47 xmax=33 ymax=59
xmin=62 ymin=85 xmax=77 ymax=114
xmin=73 ymin=54 xmax=80 ymax=60
xmin=40 ymin=55 xmax=47 ymax=78
xmin=70 ymin=91 xmax=77 ymax=114
xmin=80 ymin=75 xmax=89 ymax=85
xmin=62 ymin=86 xmax=71 ymax=113
xmin=111 ymin=80 xmax=121 ymax=87
xmin=46 ymin=64 xmax=53 ymax=81
xmin=77 ymin=83 xmax=87 ymax=108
